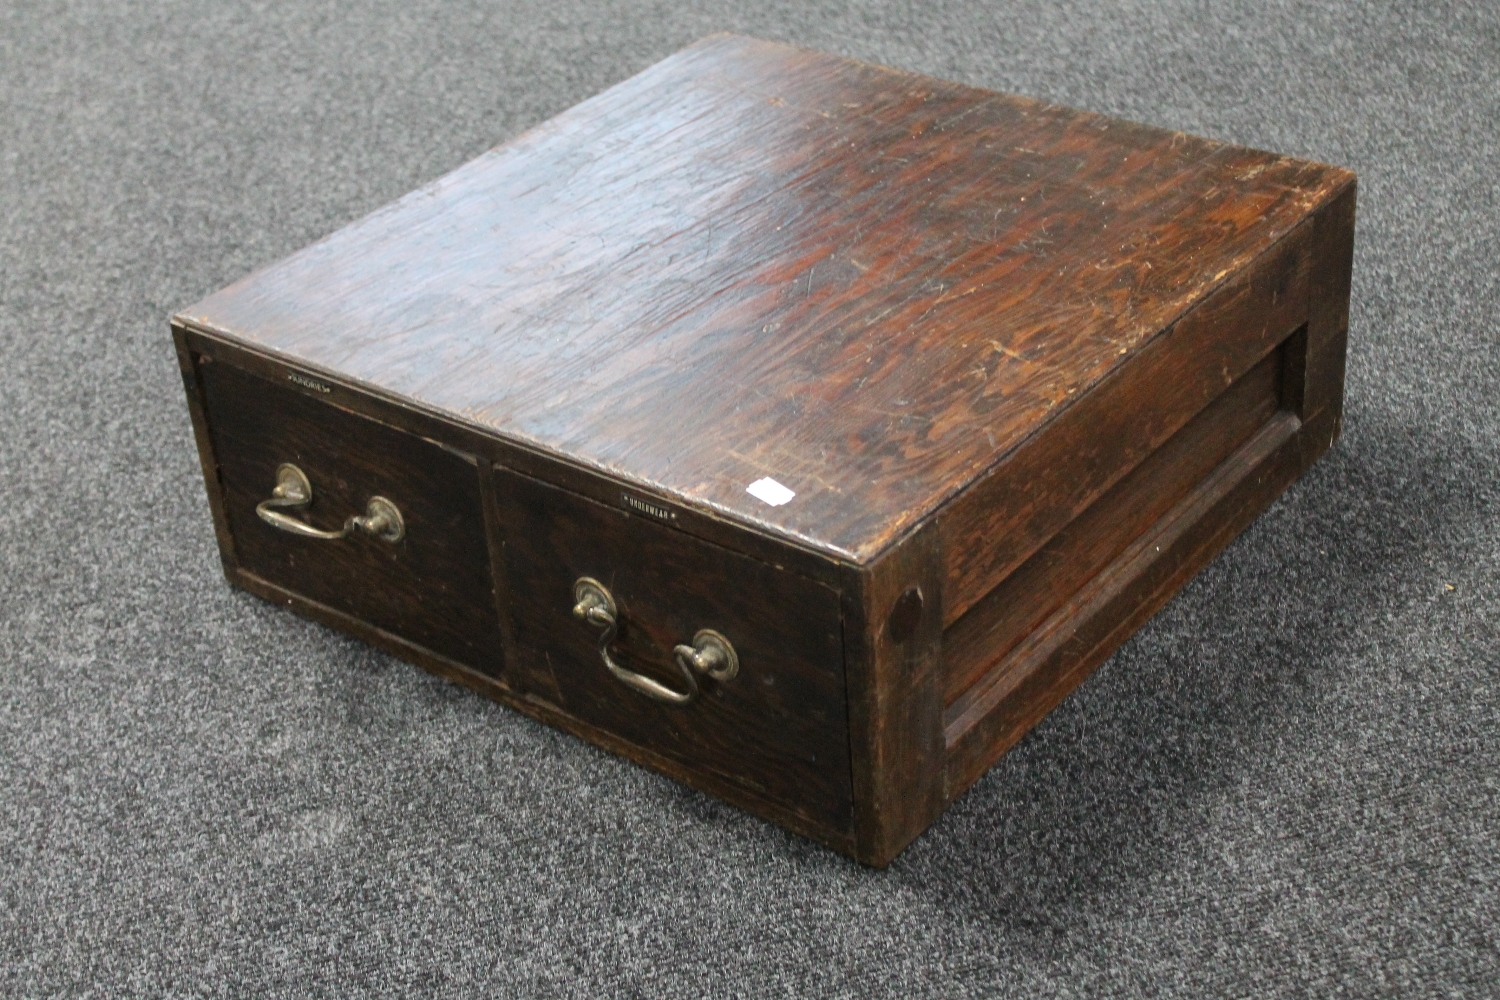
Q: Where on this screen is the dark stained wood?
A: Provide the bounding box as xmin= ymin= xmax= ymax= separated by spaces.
xmin=228 ymin=565 xmax=857 ymax=857
xmin=491 ymin=440 xmax=847 ymax=589
xmin=494 ymin=467 xmax=852 ymax=834
xmin=174 ymin=325 xmax=848 ymax=590
xmin=944 ymin=410 xmax=1305 ymax=798
xmin=173 ymin=329 xmax=238 ymax=577
xmin=843 ymin=521 xmax=945 ymax=865
xmin=175 ymin=33 xmax=1354 ymax=567
xmin=172 ymin=34 xmax=1358 ymax=866
xmin=942 ymin=337 xmax=1289 ymax=703
xmin=198 ymin=359 xmax=504 ymax=672
xmin=938 ymin=222 xmax=1312 ymax=625
xmin=1298 ymin=183 xmax=1358 ymax=463
xmin=478 ymin=458 xmax=562 ymax=704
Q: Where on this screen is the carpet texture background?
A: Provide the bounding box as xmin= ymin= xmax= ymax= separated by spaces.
xmin=2 ymin=1 xmax=1496 ymax=996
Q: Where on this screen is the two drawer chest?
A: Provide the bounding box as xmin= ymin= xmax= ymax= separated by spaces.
xmin=173 ymin=34 xmax=1356 ymax=866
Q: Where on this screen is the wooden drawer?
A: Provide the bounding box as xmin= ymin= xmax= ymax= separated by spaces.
xmin=196 ymin=358 xmax=503 ymax=673
xmin=494 ymin=469 xmax=852 ymax=832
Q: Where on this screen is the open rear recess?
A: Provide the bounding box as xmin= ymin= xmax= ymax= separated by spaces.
xmin=940 ymin=327 xmax=1308 ymax=794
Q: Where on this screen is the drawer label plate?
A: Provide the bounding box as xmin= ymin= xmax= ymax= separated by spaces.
xmin=287 ymin=372 xmax=332 ymax=394
xmin=621 ymin=492 xmax=677 ymax=522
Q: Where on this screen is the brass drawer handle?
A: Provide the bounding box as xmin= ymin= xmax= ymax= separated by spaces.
xmin=255 ymin=463 xmax=405 ymax=543
xmin=571 ymin=577 xmax=738 ymax=706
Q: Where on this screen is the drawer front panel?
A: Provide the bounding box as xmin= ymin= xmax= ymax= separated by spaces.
xmin=496 ymin=469 xmax=851 ymax=832
xmin=198 ymin=359 xmax=503 ymax=672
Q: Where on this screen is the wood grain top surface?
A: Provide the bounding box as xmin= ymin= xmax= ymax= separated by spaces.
xmin=177 ymin=34 xmax=1354 ymax=563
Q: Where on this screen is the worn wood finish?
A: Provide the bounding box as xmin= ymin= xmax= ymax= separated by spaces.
xmin=942 ymin=337 xmax=1290 ymax=703
xmin=938 ymin=223 xmax=1312 ymax=625
xmin=842 ymin=522 xmax=945 ymax=864
xmin=197 ymin=358 xmax=504 ymax=672
xmin=174 ymin=329 xmax=238 ymax=577
xmin=227 ymin=563 xmax=859 ymax=856
xmin=944 ymin=410 xmax=1306 ymax=797
xmin=1299 ymin=184 xmax=1358 ymax=459
xmin=174 ymin=325 xmax=847 ymax=590
xmin=495 ymin=467 xmax=852 ymax=834
xmin=173 ymin=35 xmax=1356 ymax=866
xmin=477 ymin=459 xmax=563 ymax=704
xmin=177 ymin=33 xmax=1352 ymax=566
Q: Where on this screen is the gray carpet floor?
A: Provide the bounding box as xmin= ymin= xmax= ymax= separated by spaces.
xmin=3 ymin=1 xmax=1497 ymax=996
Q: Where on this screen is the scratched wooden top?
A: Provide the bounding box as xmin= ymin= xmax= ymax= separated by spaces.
xmin=178 ymin=34 xmax=1353 ymax=564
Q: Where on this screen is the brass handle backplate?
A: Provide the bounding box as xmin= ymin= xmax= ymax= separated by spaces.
xmin=255 ymin=463 xmax=405 ymax=543
xmin=571 ymin=577 xmax=738 ymax=706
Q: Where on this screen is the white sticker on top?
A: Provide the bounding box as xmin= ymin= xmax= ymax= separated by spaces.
xmin=746 ymin=477 xmax=796 ymax=507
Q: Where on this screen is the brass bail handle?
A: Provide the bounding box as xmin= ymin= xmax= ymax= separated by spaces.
xmin=571 ymin=577 xmax=738 ymax=706
xmin=256 ymin=463 xmax=405 ymax=543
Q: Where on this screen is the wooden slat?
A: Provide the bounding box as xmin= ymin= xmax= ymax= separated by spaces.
xmin=944 ymin=410 xmax=1303 ymax=798
xmin=939 ymin=221 xmax=1313 ymax=624
xmin=942 ymin=339 xmax=1288 ymax=704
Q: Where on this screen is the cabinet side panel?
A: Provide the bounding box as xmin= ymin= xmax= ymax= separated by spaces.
xmin=941 ymin=340 xmax=1289 ymax=703
xmin=944 ymin=411 xmax=1304 ymax=798
xmin=940 ymin=222 xmax=1313 ymax=625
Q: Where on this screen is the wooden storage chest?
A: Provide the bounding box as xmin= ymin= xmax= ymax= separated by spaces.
xmin=173 ymin=34 xmax=1356 ymax=866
